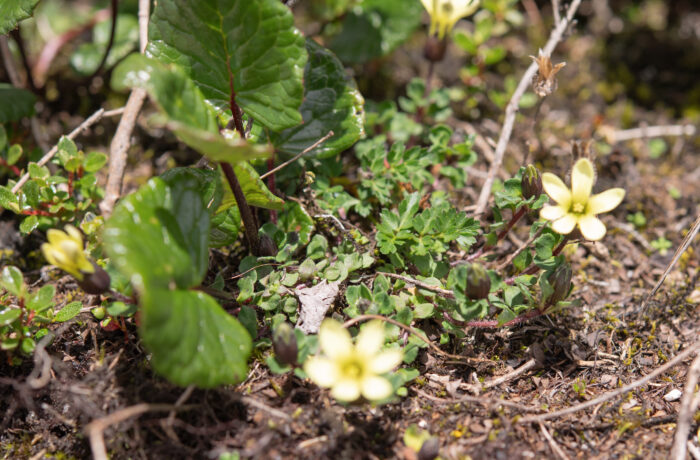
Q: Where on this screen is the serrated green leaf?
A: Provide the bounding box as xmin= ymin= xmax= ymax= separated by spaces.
xmin=0 ymin=186 xmax=19 ymax=211
xmin=103 ymin=177 xmax=209 ymax=290
xmin=0 ymin=83 xmax=36 ymax=123
xmin=534 ymin=233 xmax=557 ymax=260
xmin=19 ymin=215 xmax=39 ymax=234
xmin=147 ymin=0 xmax=307 ymax=131
xmin=83 ymin=152 xmax=108 ymax=173
xmin=210 ymin=206 xmax=242 ymax=248
xmin=329 ymin=0 xmax=423 ymax=63
xmin=1 ymin=266 xmax=25 ymax=297
xmin=7 ymin=144 xmax=22 ymax=165
xmin=53 ymin=301 xmax=82 ymax=322
xmin=272 ymin=39 xmax=364 ymax=159
xmin=219 ymin=162 xmax=284 ymax=212
xmin=140 ymin=288 xmax=252 ymax=387
xmin=0 ymin=0 xmax=39 ymax=35
xmin=28 ymin=163 xmax=49 ymax=180
xmin=113 ymin=54 xmax=271 ymax=164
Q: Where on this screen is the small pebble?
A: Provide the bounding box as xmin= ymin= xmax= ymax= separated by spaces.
xmin=664 ymin=389 xmax=682 ymax=402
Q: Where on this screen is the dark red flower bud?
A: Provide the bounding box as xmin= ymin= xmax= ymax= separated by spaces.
xmin=521 ymin=164 xmax=543 ymax=199
xmin=78 ymin=263 xmax=110 ymax=295
xmin=273 ymin=322 xmax=298 ymax=367
xmin=466 ymin=263 xmax=491 ymax=300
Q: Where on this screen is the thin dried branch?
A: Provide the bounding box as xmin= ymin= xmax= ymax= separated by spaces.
xmin=610 ymin=124 xmax=696 ymax=143
xmin=474 ymin=0 xmax=582 ymax=216
xmin=11 ymin=108 xmax=125 ymax=193
xmin=539 ymin=421 xmax=571 ymax=460
xmin=641 ymin=212 xmax=700 ymax=314
xmin=260 ymin=130 xmax=334 ymax=180
xmin=100 ymin=0 xmax=150 ymax=217
xmin=671 ymin=352 xmax=700 ymax=460
xmin=483 ymin=358 xmax=537 ymax=389
xmin=518 ymin=341 xmax=700 ymax=424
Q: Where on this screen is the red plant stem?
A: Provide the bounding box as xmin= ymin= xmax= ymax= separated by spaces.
xmin=20 ymin=209 xmax=55 ymax=217
xmin=221 ymin=81 xmax=261 ymax=255
xmin=504 ymin=233 xmax=572 ymax=285
xmin=67 ymin=171 xmax=74 ymax=196
xmin=442 ymin=308 xmax=545 ymax=329
xmin=467 ymin=205 xmax=528 ymax=262
xmin=0 ymin=158 xmax=22 ymax=176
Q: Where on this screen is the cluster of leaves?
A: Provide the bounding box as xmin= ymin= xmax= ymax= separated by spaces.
xmin=0 ymin=266 xmax=81 ymax=362
xmin=0 ymin=133 xmax=107 ymax=234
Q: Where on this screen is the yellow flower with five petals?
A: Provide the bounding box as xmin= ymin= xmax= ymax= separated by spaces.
xmin=420 ymin=0 xmax=480 ymax=39
xmin=303 ymin=319 xmax=403 ymax=402
xmin=41 ymin=225 xmax=95 ymax=280
xmin=540 ymin=158 xmax=625 ymax=241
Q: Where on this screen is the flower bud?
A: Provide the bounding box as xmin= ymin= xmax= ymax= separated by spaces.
xmin=466 ymin=263 xmax=491 ymax=300
xmin=423 ymin=36 xmax=447 ymax=63
xmin=530 ymin=49 xmax=566 ymax=98
xmin=546 ymin=262 xmax=572 ymax=305
xmin=273 ymin=322 xmax=298 ymax=366
xmin=521 ymin=164 xmax=543 ymax=199
xmin=78 ymin=262 xmax=111 ymax=295
xmin=258 ymin=234 xmax=278 ymax=257
xmin=418 ymin=437 xmax=440 ymax=460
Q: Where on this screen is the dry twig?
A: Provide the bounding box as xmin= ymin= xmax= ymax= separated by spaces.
xmin=671 ymin=352 xmax=700 ymax=460
xmin=610 ymin=124 xmax=696 ymax=143
xmin=474 ymin=0 xmax=582 ymax=215
xmin=100 ymin=0 xmax=150 ymax=217
xmin=260 ymin=130 xmax=334 ymax=180
xmin=539 ymin=421 xmax=571 ymax=460
xmin=518 ymin=341 xmax=700 ymax=424
xmin=484 ymin=358 xmax=537 ymax=389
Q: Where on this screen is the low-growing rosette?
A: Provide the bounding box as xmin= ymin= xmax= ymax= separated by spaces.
xmin=540 ymin=158 xmax=625 ymax=241
xmin=303 ymin=319 xmax=403 ymax=402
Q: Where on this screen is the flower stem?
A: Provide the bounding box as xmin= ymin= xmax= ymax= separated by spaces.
xmin=467 ymin=205 xmax=528 ymax=262
xmin=504 ymin=233 xmax=572 ymax=285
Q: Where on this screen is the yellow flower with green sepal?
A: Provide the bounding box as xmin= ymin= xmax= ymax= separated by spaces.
xmin=420 ymin=0 xmax=480 ymax=39
xmin=41 ymin=225 xmax=95 ymax=280
xmin=540 ymin=158 xmax=625 ymax=241
xmin=304 ymin=319 xmax=403 ymax=402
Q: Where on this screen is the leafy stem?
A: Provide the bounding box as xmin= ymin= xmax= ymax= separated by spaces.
xmin=467 ymin=205 xmax=528 ymax=262
xmin=504 ymin=232 xmax=572 ymax=285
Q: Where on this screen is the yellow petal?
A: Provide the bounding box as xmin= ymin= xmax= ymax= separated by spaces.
xmin=370 ymin=349 xmax=403 ymax=374
xmin=361 ymin=376 xmax=393 ymax=401
xmin=542 ymin=173 xmax=571 ymax=207
xmin=540 ymin=205 xmax=567 ymax=221
xmin=46 ymin=228 xmax=69 ymax=245
xmin=319 ymin=319 xmax=353 ymax=359
xmin=578 ymin=215 xmax=606 ymax=241
xmin=356 ymin=320 xmax=385 ymax=356
xmin=551 ymin=214 xmax=577 ymax=235
xmin=571 ymin=158 xmax=594 ymax=204
xmin=303 ymin=357 xmax=338 ymax=388
xmin=420 ymin=0 xmax=435 ymax=13
xmin=64 ymin=225 xmax=84 ymax=245
xmin=587 ymin=188 xmax=625 ymax=215
xmin=331 ymin=379 xmax=361 ymax=402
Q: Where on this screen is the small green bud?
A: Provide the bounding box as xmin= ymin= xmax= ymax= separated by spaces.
xmin=78 ymin=263 xmax=110 ymax=295
xmin=91 ymin=306 xmax=106 ymax=320
xmin=273 ymin=322 xmax=298 ymax=367
xmin=521 ymin=164 xmax=543 ymax=199
xmin=466 ymin=263 xmax=491 ymax=300
xmin=546 ymin=262 xmax=572 ymax=305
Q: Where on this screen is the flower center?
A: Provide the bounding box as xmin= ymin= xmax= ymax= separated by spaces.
xmin=341 ymin=359 xmax=365 ymax=379
xmin=440 ymin=1 xmax=453 ymax=14
xmin=571 ymin=202 xmax=585 ymax=214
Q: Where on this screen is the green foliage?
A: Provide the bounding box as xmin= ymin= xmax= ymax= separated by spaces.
xmin=0 ymin=0 xmax=39 ymax=35
xmin=0 ymin=84 xmax=36 ymax=123
xmin=71 ymin=14 xmax=139 ymax=75
xmin=0 ymin=266 xmax=78 ymax=360
xmin=328 ymin=0 xmax=423 ymax=63
xmin=147 ymin=0 xmax=307 ymax=131
xmin=271 ymin=38 xmax=365 ymax=159
xmin=104 ymin=172 xmax=252 ymax=387
xmin=0 ymin=136 xmax=107 ymax=234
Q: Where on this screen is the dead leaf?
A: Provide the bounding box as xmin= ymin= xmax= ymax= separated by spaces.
xmin=295 ymin=280 xmax=341 ymax=333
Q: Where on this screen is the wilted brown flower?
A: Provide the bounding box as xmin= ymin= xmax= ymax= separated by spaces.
xmin=530 ymin=49 xmax=566 ymax=97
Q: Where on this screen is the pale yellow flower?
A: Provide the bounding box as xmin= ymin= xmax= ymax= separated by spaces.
xmin=304 ymin=319 xmax=403 ymax=402
xmin=420 ymin=0 xmax=480 ymax=39
xmin=41 ymin=225 xmax=94 ymax=280
xmin=540 ymin=158 xmax=625 ymax=241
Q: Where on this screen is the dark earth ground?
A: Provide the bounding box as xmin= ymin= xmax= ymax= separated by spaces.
xmin=2 ymin=2 xmax=700 ymax=459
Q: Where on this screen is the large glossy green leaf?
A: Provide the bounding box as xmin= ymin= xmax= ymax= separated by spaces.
xmin=113 ymin=54 xmax=271 ymax=164
xmin=271 ymin=39 xmax=364 ymax=159
xmin=103 ymin=176 xmax=208 ymax=290
xmin=0 ymin=0 xmax=39 ymax=35
xmin=0 ymin=84 xmax=36 ymax=123
xmin=71 ymin=14 xmax=139 ymax=75
xmin=219 ymin=162 xmax=285 ymax=212
xmin=329 ymin=0 xmax=423 ymax=64
xmin=147 ymin=0 xmax=307 ymax=131
xmin=140 ymin=288 xmax=252 ymax=388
